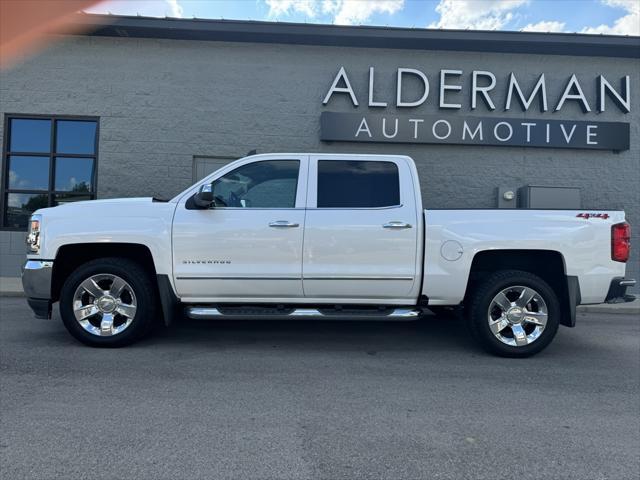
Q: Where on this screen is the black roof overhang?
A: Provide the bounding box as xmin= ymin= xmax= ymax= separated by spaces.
xmin=73 ymin=14 xmax=640 ymax=59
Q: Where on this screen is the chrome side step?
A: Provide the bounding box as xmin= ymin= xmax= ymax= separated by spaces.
xmin=186 ymin=306 xmax=422 ymax=321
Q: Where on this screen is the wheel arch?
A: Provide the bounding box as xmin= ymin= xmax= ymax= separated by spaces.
xmin=464 ymin=249 xmax=579 ymax=327
xmin=51 ymin=243 xmax=158 ymax=302
xmin=51 ymin=242 xmax=180 ymax=327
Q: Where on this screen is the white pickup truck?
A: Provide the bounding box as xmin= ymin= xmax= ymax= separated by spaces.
xmin=22 ymin=153 xmax=635 ymax=356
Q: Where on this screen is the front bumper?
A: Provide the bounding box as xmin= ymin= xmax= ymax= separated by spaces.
xmin=604 ymin=277 xmax=636 ymax=304
xmin=22 ymin=260 xmax=53 ymax=319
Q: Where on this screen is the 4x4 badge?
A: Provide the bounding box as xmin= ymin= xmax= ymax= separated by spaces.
xmin=576 ymin=213 xmax=610 ymax=220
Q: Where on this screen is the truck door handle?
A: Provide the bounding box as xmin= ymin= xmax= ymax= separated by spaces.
xmin=383 ymin=221 xmax=412 ymax=229
xmin=269 ymin=220 xmax=299 ymax=228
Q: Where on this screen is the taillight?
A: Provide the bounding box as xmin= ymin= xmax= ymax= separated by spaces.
xmin=611 ymin=222 xmax=631 ymax=262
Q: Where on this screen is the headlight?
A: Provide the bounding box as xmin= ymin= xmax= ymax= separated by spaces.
xmin=26 ymin=214 xmax=42 ymax=253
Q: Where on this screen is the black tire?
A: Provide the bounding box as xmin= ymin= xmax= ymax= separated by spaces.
xmin=59 ymin=257 xmax=158 ymax=347
xmin=466 ymin=270 xmax=560 ymax=358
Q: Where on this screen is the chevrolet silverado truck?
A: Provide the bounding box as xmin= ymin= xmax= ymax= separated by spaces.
xmin=22 ymin=153 xmax=635 ymax=357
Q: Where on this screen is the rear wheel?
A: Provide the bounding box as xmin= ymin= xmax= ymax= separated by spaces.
xmin=467 ymin=270 xmax=560 ymax=357
xmin=59 ymin=257 xmax=157 ymax=347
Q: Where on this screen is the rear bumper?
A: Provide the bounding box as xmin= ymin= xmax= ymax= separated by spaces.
xmin=21 ymin=260 xmax=53 ymax=319
xmin=605 ymin=277 xmax=636 ymax=304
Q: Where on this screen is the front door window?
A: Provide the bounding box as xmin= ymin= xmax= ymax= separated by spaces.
xmin=211 ymin=160 xmax=299 ymax=208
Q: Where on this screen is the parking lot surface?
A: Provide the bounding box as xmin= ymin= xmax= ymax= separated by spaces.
xmin=1 ymin=297 xmax=638 ymax=480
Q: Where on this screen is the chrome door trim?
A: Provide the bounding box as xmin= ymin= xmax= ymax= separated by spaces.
xmin=303 ymin=276 xmax=414 ymax=281
xmin=204 ymin=206 xmax=403 ymax=211
xmin=176 ymin=276 xmax=302 ymax=280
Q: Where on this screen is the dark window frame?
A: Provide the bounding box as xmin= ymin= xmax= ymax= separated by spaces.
xmin=1 ymin=113 xmax=100 ymax=230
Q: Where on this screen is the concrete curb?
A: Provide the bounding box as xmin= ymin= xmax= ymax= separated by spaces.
xmin=0 ymin=277 xmax=23 ymax=297
xmin=577 ymin=301 xmax=639 ymax=315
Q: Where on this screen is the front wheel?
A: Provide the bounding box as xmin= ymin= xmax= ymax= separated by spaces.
xmin=59 ymin=257 xmax=158 ymax=347
xmin=466 ymin=270 xmax=560 ymax=357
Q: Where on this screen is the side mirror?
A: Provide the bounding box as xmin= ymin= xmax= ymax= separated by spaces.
xmin=193 ymin=184 xmax=214 ymax=208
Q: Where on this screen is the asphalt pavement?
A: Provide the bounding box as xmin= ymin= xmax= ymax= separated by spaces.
xmin=1 ymin=297 xmax=638 ymax=480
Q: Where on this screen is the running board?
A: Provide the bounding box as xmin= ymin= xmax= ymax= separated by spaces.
xmin=185 ymin=306 xmax=422 ymax=321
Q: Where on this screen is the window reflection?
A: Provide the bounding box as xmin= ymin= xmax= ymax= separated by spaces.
xmin=9 ymin=119 xmax=51 ymax=153
xmin=8 ymin=156 xmax=49 ymax=190
xmin=55 ymin=157 xmax=94 ymax=192
xmin=53 ymin=193 xmax=92 ymax=206
xmin=56 ymin=121 xmax=97 ymax=154
xmin=5 ymin=193 xmax=49 ymax=228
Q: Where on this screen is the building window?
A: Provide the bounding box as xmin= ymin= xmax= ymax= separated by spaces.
xmin=2 ymin=115 xmax=98 ymax=229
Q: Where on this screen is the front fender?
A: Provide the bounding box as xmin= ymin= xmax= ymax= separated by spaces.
xmin=30 ymin=200 xmax=177 ymax=277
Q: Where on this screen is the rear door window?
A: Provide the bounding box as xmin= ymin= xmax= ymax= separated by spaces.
xmin=317 ymin=160 xmax=400 ymax=208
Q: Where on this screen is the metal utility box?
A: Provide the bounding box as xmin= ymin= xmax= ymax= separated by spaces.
xmin=518 ymin=185 xmax=581 ymax=209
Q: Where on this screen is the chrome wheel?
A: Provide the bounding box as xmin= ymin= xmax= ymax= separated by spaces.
xmin=72 ymin=274 xmax=137 ymax=337
xmin=487 ymin=285 xmax=548 ymax=347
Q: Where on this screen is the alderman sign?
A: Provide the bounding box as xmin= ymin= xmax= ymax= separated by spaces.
xmin=320 ymin=112 xmax=630 ymax=151
xmin=319 ymin=66 xmax=631 ymax=151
